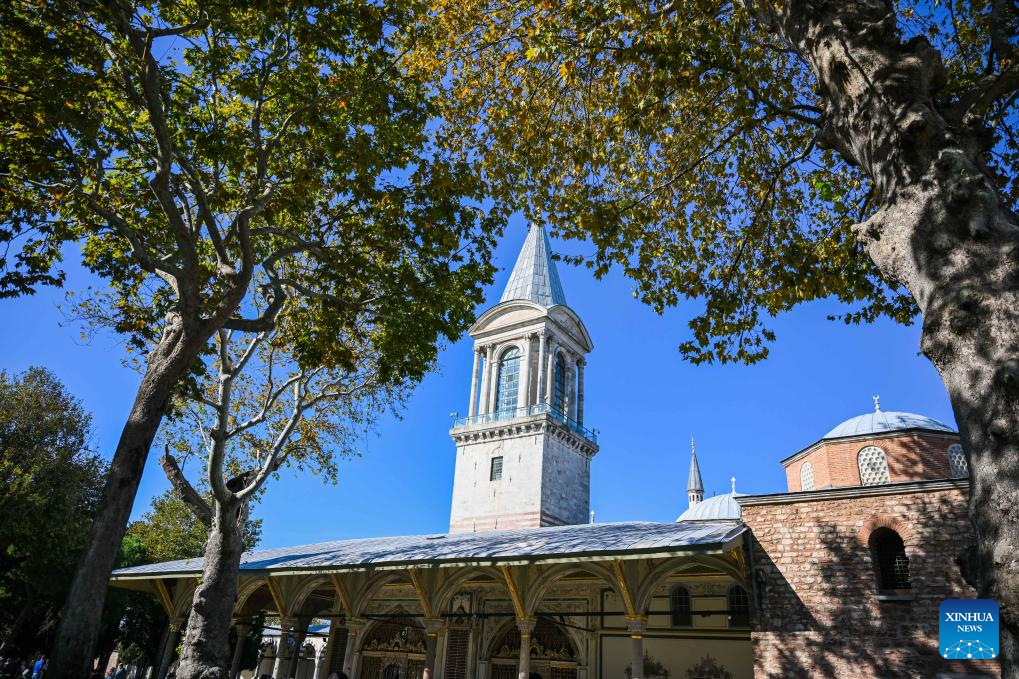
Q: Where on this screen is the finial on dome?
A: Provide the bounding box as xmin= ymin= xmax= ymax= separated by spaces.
xmin=687 ymin=438 xmax=704 ymax=507
xmin=873 ymin=395 xmax=881 ymax=412
xmin=731 ymin=476 xmax=737 ymax=494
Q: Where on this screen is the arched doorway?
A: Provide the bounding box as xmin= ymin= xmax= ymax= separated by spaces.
xmin=488 ymin=619 xmax=578 ymax=679
xmin=356 ymin=608 xmax=426 ymax=679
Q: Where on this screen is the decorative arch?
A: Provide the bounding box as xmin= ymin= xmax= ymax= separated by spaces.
xmin=286 ymin=575 xmax=338 ymax=618
xmin=486 ymin=617 xmax=578 ymax=665
xmin=856 ymin=514 xmax=914 ymax=548
xmin=523 ymin=562 xmax=623 ymax=615
xmin=634 ymin=555 xmax=749 ymax=613
xmin=354 ymin=572 xmax=416 ymax=617
xmin=233 ymin=578 xmax=269 ymax=616
xmin=857 ymin=445 xmax=890 ymax=485
xmin=432 ymin=566 xmax=504 ymax=615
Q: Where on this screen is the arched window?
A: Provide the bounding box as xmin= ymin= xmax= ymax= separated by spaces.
xmin=869 ymin=527 xmax=911 ymax=590
xmin=858 ymin=446 xmax=890 ymax=485
xmin=669 ymin=585 xmax=692 ymax=627
xmin=800 ymin=462 xmax=815 ymax=491
xmin=727 ymin=584 xmax=750 ymax=627
xmin=496 ymin=347 xmax=521 ymax=413
xmin=948 ymin=443 xmax=968 ymax=478
xmin=552 ymin=353 xmax=567 ymax=417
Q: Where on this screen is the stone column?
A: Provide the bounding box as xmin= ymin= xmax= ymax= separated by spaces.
xmin=156 ymin=619 xmax=183 ymax=679
xmin=273 ymin=619 xmax=294 ymax=679
xmin=576 ymin=358 xmax=585 ymax=426
xmin=626 ymin=617 xmax=648 ymax=679
xmin=312 ymin=643 xmax=326 ymax=679
xmin=544 ymin=339 xmax=556 ymax=407
xmin=315 ymin=622 xmax=337 ymax=679
xmin=468 ymin=348 xmax=481 ymax=417
xmin=536 ymin=332 xmax=547 ymax=404
xmin=564 ymin=356 xmax=575 ymax=421
xmin=518 ymin=336 xmax=532 ymax=411
xmin=287 ymin=619 xmax=309 ymax=679
xmin=231 ymin=622 xmax=251 ymax=679
xmin=479 ymin=345 xmax=494 ymax=416
xmin=516 ymin=618 xmax=535 ymax=679
xmin=342 ymin=619 xmax=364 ymax=678
xmin=487 ymin=345 xmax=501 ymax=414
xmin=423 ymin=618 xmax=444 ymax=679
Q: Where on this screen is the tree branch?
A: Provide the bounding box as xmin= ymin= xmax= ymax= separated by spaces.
xmin=159 ymin=446 xmax=213 ymax=527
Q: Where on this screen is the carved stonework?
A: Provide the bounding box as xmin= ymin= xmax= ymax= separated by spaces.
xmin=685 ymin=654 xmax=732 ymax=679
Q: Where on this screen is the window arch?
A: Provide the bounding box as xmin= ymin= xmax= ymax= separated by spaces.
xmin=858 ymin=446 xmax=890 ymax=485
xmin=552 ymin=353 xmax=567 ymax=417
xmin=948 ymin=443 xmax=968 ymax=478
xmin=869 ymin=527 xmax=911 ymax=590
xmin=496 ymin=347 xmax=521 ymax=413
xmin=669 ymin=585 xmax=692 ymax=627
xmin=799 ymin=462 xmax=815 ymax=491
xmin=727 ymin=584 xmax=750 ymax=628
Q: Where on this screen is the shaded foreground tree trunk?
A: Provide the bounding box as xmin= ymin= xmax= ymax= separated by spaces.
xmin=174 ymin=500 xmax=248 ymax=679
xmin=760 ymin=0 xmax=1019 ymax=673
xmin=48 ymin=316 xmax=210 ymax=679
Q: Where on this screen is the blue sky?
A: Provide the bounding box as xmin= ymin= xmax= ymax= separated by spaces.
xmin=0 ymin=215 xmax=954 ymax=549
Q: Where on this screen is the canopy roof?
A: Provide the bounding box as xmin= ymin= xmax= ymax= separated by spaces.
xmin=112 ymin=521 xmax=745 ymax=580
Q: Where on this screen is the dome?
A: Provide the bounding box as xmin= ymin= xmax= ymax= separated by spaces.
xmin=823 ymin=410 xmax=955 ymax=440
xmin=676 ymin=492 xmax=744 ymax=522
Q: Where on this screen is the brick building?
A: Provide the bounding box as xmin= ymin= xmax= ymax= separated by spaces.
xmin=733 ymin=406 xmax=998 ymax=678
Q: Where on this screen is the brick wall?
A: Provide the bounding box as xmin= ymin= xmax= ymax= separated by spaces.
xmin=741 ymin=482 xmax=999 ymax=678
xmin=783 ymin=432 xmax=961 ymax=492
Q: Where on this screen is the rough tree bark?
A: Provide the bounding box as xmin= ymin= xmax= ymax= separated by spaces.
xmin=760 ymin=0 xmax=1019 ymax=672
xmin=47 ymin=316 xmax=213 ymax=679
xmin=174 ymin=499 xmax=249 ymax=679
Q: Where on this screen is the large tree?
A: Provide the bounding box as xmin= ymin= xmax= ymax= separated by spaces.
xmin=113 ymin=490 xmax=261 ymax=672
xmin=0 ymin=2 xmax=496 ymax=677
xmin=0 ymin=367 xmax=106 ymax=658
xmin=410 ymin=0 xmax=1019 ymax=672
xmin=160 ymin=321 xmax=405 ymax=679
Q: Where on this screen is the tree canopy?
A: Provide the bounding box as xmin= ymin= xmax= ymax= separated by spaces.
xmin=0 ymin=367 xmax=105 ymax=656
xmin=410 ymin=0 xmax=1017 ymax=363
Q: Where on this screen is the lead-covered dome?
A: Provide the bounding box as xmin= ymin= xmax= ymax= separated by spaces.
xmin=676 ymin=492 xmax=744 ymax=522
xmin=823 ymin=410 xmax=955 ymax=440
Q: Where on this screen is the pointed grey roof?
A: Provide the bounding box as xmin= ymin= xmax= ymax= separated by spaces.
xmin=688 ymin=443 xmax=704 ymax=493
xmin=500 ymin=223 xmax=567 ymax=307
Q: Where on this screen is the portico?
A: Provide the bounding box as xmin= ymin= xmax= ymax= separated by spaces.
xmin=111 ymin=522 xmax=753 ymax=679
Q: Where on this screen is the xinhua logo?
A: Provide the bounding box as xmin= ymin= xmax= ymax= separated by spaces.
xmin=939 ymin=599 xmax=999 ymax=659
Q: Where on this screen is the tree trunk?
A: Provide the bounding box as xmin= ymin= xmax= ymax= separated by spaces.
xmin=48 ymin=316 xmax=208 ymax=679
xmin=767 ymin=0 xmax=1019 ymax=674
xmin=175 ymin=499 xmax=249 ymax=679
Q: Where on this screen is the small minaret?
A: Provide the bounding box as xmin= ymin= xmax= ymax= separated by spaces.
xmin=688 ymin=437 xmax=704 ymax=507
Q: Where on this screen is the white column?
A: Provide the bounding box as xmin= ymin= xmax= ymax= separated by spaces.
xmin=342 ymin=619 xmax=364 ymax=677
xmin=468 ymin=348 xmax=481 ymax=418
xmin=536 ymin=332 xmax=547 ymax=404
xmin=230 ymin=622 xmax=251 ymax=679
xmin=478 ymin=345 xmax=493 ymax=416
xmin=544 ymin=338 xmax=556 ymax=406
xmin=486 ymin=345 xmax=500 ymax=414
xmin=627 ymin=617 xmax=647 ymax=679
xmin=272 ymin=619 xmax=292 ymax=679
xmin=518 ymin=336 xmax=532 ymax=411
xmin=576 ymin=358 xmax=585 ymax=425
xmin=564 ymin=355 xmax=575 ymax=421
xmin=516 ymin=619 xmax=535 ymax=679
xmin=314 ymin=624 xmax=335 ymax=679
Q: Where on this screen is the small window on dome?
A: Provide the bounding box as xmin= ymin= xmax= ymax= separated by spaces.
xmin=800 ymin=462 xmax=815 ymax=491
xmin=948 ymin=443 xmax=968 ymax=478
xmin=858 ymin=446 xmax=890 ymax=486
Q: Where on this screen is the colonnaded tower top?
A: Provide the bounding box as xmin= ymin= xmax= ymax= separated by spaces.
xmin=448 ymin=223 xmax=598 ymax=533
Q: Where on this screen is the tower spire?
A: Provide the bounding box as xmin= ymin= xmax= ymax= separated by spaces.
xmin=500 ymin=223 xmax=567 ymax=307
xmin=688 ymin=437 xmax=704 ymax=507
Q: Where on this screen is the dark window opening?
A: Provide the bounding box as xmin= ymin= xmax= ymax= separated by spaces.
xmin=727 ymin=584 xmax=750 ymax=628
xmin=669 ymin=585 xmax=692 ymax=627
xmin=490 ymin=456 xmax=503 ymax=481
xmin=870 ymin=527 xmax=911 ymax=591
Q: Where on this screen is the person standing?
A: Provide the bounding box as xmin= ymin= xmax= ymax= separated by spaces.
xmin=30 ymin=655 xmax=44 ymax=679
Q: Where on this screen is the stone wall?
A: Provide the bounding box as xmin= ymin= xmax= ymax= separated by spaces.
xmin=740 ymin=481 xmax=999 ymax=678
xmin=783 ymin=432 xmax=960 ymax=492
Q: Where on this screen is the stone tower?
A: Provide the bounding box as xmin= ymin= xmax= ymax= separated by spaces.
xmin=448 ymin=223 xmax=598 ymax=533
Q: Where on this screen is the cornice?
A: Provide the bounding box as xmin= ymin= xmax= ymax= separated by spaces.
xmin=450 ymin=413 xmax=599 ymax=457
xmin=736 ymin=478 xmax=969 ymax=506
